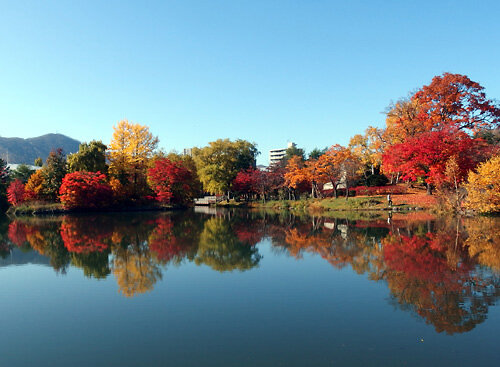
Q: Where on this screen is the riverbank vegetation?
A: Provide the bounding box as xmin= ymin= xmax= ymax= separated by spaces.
xmin=0 ymin=72 xmax=498 ymax=215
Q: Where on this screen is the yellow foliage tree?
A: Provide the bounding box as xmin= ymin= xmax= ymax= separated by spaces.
xmin=108 ymin=120 xmax=159 ymax=198
xmin=25 ymin=169 xmax=46 ymax=200
xmin=464 ymin=155 xmax=500 ymax=213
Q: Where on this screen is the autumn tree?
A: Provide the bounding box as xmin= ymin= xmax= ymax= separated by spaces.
xmin=24 ymin=169 xmax=46 ymax=201
xmin=384 ymin=97 xmax=427 ymax=144
xmin=108 ymin=120 xmax=159 ymax=199
xmin=59 ymin=171 xmax=113 ymax=210
xmin=349 ymin=127 xmax=387 ymax=177
xmin=284 ymin=156 xmax=311 ymax=199
xmin=232 ymin=168 xmax=258 ymax=200
xmin=193 ymin=139 xmax=258 ymax=196
xmin=67 ymin=140 xmax=108 ymax=173
xmin=382 ymin=129 xmax=489 ymax=194
xmin=34 ymin=157 xmax=43 ymax=167
xmin=315 ymin=145 xmax=362 ymax=199
xmin=147 ymin=158 xmax=197 ymax=205
xmin=464 ymin=155 xmax=500 ymax=213
xmin=7 ymin=179 xmax=26 ymax=206
xmin=413 ymin=73 xmax=500 ymax=132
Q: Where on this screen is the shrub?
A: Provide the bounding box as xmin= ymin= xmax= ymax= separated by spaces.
xmin=59 ymin=171 xmax=113 ymax=210
xmin=352 ymin=185 xmax=407 ymax=196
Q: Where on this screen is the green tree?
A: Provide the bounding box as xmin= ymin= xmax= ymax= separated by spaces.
xmin=11 ymin=164 xmax=35 ymax=183
xmin=42 ymin=148 xmax=67 ymax=201
xmin=284 ymin=144 xmax=305 ymax=162
xmin=0 ymin=159 xmax=9 ymax=210
xmin=308 ymin=147 xmax=327 ymax=160
xmin=193 ymin=139 xmax=258 ymax=196
xmin=67 ymin=140 xmax=108 ymax=173
xmin=34 ymin=157 xmax=43 ymax=167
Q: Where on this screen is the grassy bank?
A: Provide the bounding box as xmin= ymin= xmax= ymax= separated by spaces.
xmin=6 ymin=202 xmax=176 ymax=217
xmin=246 ymin=196 xmax=423 ymax=213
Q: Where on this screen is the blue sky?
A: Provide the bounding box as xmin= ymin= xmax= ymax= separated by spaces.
xmin=1 ymin=0 xmax=499 ymax=165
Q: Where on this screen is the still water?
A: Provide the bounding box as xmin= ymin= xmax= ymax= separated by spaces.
xmin=0 ymin=209 xmax=499 ymax=367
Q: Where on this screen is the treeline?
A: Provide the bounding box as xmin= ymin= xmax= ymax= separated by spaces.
xmin=0 ymin=72 xmax=499 ymax=214
xmin=0 ymin=120 xmax=259 ymax=211
xmin=231 ymin=73 xmax=500 ymax=214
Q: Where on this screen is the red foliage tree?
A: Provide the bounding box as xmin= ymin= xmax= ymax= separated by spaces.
xmin=382 ymin=129 xmax=490 ymax=190
xmin=232 ymin=169 xmax=258 ymax=199
xmin=7 ymin=179 xmax=26 ymax=206
xmin=413 ymin=73 xmax=500 ymax=132
xmin=59 ymin=171 xmax=113 ymax=209
xmin=147 ymin=158 xmax=196 ymax=205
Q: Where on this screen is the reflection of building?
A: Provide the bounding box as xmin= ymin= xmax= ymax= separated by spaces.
xmin=269 ymin=142 xmax=295 ymax=165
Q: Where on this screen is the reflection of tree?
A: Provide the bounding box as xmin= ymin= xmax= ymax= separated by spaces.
xmin=60 ymin=217 xmax=111 ymax=253
xmin=195 ymin=217 xmax=261 ymax=272
xmin=71 ymin=252 xmax=111 ymax=279
xmin=0 ymin=217 xmax=12 ymax=258
xmin=111 ymin=222 xmax=162 ymax=297
xmin=381 ymin=227 xmax=500 ymax=334
xmin=59 ymin=216 xmax=113 ymax=279
xmin=7 ymin=219 xmax=70 ymax=273
xmin=465 ymin=218 xmax=500 ymax=272
xmin=148 ymin=215 xmax=200 ymax=265
xmin=270 ymin=215 xmax=500 ymax=335
xmin=113 ymin=244 xmax=161 ymax=297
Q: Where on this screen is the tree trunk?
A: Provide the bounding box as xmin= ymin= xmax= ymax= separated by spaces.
xmin=426 ymin=183 xmax=433 ymax=195
xmin=345 ymin=180 xmax=349 ymax=201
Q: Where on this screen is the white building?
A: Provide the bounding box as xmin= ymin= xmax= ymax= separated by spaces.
xmin=269 ymin=142 xmax=295 ymax=165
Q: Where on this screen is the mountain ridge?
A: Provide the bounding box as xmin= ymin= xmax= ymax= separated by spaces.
xmin=0 ymin=133 xmax=81 ymax=164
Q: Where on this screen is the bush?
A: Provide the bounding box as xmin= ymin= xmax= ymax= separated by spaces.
xmin=352 ymin=185 xmax=407 ymax=196
xmin=59 ymin=171 xmax=113 ymax=210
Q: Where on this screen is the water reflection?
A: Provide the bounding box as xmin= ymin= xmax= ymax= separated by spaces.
xmin=1 ymin=210 xmax=499 ymax=334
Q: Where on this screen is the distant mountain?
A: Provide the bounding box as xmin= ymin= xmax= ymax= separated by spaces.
xmin=0 ymin=133 xmax=80 ymax=165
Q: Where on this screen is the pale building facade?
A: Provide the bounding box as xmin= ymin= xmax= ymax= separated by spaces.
xmin=269 ymin=142 xmax=295 ymax=165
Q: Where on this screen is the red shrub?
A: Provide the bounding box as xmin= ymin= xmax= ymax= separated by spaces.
xmin=59 ymin=171 xmax=112 ymax=209
xmin=352 ymin=185 xmax=407 ymax=196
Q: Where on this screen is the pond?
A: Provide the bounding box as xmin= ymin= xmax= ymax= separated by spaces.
xmin=0 ymin=209 xmax=499 ymax=367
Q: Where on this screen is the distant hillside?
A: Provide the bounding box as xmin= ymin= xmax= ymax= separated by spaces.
xmin=0 ymin=133 xmax=80 ymax=164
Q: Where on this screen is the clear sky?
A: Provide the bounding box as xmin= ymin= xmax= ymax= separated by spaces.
xmin=1 ymin=0 xmax=499 ymax=165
